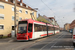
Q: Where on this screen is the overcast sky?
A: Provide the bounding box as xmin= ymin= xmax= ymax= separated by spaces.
xmin=21 ymin=0 xmax=75 ymax=28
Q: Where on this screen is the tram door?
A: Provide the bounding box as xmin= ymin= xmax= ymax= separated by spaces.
xmin=28 ymin=23 xmax=33 ymax=38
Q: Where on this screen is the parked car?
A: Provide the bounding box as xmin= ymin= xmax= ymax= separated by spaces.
xmin=73 ymin=27 xmax=75 ymax=46
xmin=69 ymin=29 xmax=73 ymax=34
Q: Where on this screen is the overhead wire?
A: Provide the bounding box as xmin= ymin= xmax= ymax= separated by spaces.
xmin=24 ymin=1 xmax=64 ymax=27
xmin=41 ymin=0 xmax=65 ymax=27
xmin=24 ymin=2 xmax=46 ymax=15
xmin=41 ymin=0 xmax=56 ymax=16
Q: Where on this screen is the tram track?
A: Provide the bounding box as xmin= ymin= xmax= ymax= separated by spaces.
xmin=10 ymin=33 xmax=60 ymax=50
xmin=22 ymin=31 xmax=73 ymax=50
xmin=22 ymin=32 xmax=62 ymax=50
xmin=40 ymin=32 xmax=64 ymax=50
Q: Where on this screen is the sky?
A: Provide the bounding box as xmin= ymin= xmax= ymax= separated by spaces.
xmin=21 ymin=0 xmax=75 ymax=28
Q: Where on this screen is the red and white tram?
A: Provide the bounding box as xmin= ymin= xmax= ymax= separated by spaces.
xmin=17 ymin=19 xmax=60 ymax=41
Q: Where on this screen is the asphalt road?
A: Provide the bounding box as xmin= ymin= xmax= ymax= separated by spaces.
xmin=0 ymin=31 xmax=74 ymax=50
xmin=23 ymin=31 xmax=74 ymax=50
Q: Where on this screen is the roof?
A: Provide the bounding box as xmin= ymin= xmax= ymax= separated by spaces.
xmin=71 ymin=20 xmax=75 ymax=24
xmin=48 ymin=17 xmax=55 ymax=20
xmin=0 ymin=0 xmax=37 ymax=12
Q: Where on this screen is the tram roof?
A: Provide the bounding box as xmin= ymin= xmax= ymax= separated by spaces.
xmin=21 ymin=19 xmax=59 ymax=28
xmin=21 ymin=19 xmax=45 ymax=24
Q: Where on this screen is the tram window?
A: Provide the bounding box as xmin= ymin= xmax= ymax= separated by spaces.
xmin=48 ymin=26 xmax=54 ymax=31
xmin=34 ymin=24 xmax=44 ymax=32
xmin=55 ymin=28 xmax=56 ymax=30
xmin=52 ymin=27 xmax=54 ymax=30
xmin=38 ymin=25 xmax=43 ymax=31
xmin=43 ymin=26 xmax=46 ymax=31
xmin=40 ymin=25 xmax=43 ymax=31
xmin=55 ymin=28 xmax=59 ymax=30
xmin=56 ymin=28 xmax=59 ymax=30
xmin=34 ymin=24 xmax=38 ymax=32
xmin=51 ymin=27 xmax=54 ymax=30
xmin=50 ymin=27 xmax=52 ymax=30
xmin=43 ymin=26 xmax=45 ymax=31
xmin=28 ymin=24 xmax=32 ymax=32
xmin=48 ymin=26 xmax=51 ymax=31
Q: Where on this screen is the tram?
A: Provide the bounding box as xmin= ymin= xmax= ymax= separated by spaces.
xmin=17 ymin=19 xmax=60 ymax=41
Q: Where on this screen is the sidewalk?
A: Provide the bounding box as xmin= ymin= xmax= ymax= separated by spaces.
xmin=0 ymin=38 xmax=16 ymax=43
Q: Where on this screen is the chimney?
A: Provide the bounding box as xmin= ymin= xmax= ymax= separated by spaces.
xmin=12 ymin=0 xmax=18 ymax=3
xmin=20 ymin=0 xmax=23 ymax=3
xmin=20 ymin=0 xmax=23 ymax=6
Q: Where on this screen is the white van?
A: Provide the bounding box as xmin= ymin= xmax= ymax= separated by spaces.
xmin=73 ymin=27 xmax=75 ymax=45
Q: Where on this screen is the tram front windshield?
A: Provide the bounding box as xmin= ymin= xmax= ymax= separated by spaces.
xmin=18 ymin=21 xmax=27 ymax=33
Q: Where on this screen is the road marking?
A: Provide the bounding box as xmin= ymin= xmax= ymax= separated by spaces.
xmin=12 ymin=33 xmax=61 ymax=50
xmin=17 ymin=33 xmax=60 ymax=50
xmin=40 ymin=33 xmax=64 ymax=50
xmin=49 ymin=33 xmax=66 ymax=49
xmin=8 ymin=39 xmax=14 ymax=43
xmin=0 ymin=43 xmax=9 ymax=45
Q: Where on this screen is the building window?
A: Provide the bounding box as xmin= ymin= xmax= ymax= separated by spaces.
xmin=12 ymin=16 xmax=14 ymax=20
xmin=25 ymin=11 xmax=28 ymax=14
xmin=16 ymin=19 xmax=18 ymax=21
xmin=0 ymin=16 xmax=4 ymax=19
xmin=19 ymin=17 xmax=22 ymax=21
xmin=0 ymin=5 xmax=4 ymax=9
xmin=5 ymin=0 xmax=8 ymax=2
xmin=19 ymin=10 xmax=22 ymax=13
xmin=0 ymin=25 xmax=4 ymax=30
xmin=12 ymin=7 xmax=14 ymax=11
xmin=32 ymin=12 xmax=34 ymax=15
xmin=0 ymin=14 xmax=4 ymax=19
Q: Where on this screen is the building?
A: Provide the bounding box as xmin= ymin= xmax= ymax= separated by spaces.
xmin=37 ymin=14 xmax=51 ymax=24
xmin=64 ymin=20 xmax=75 ymax=32
xmin=70 ymin=20 xmax=75 ymax=29
xmin=48 ymin=17 xmax=55 ymax=25
xmin=37 ymin=14 xmax=59 ymax=26
xmin=64 ymin=23 xmax=70 ymax=31
xmin=60 ymin=27 xmax=64 ymax=31
xmin=0 ymin=0 xmax=37 ymax=36
xmin=48 ymin=17 xmax=59 ymax=26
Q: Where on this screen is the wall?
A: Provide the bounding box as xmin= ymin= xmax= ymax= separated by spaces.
xmin=0 ymin=2 xmax=37 ymax=36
